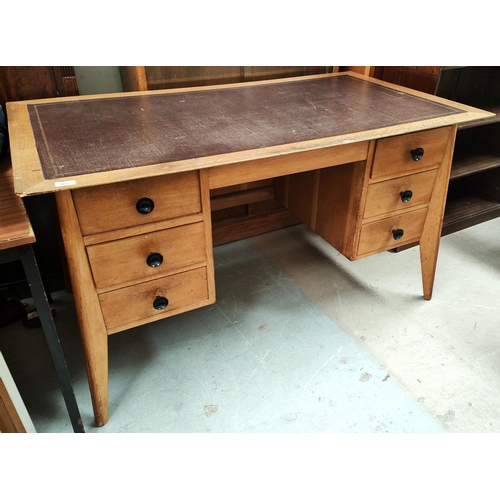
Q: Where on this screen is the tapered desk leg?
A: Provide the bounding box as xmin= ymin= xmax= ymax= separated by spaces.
xmin=420 ymin=235 xmax=440 ymax=300
xmin=18 ymin=244 xmax=85 ymax=432
xmin=55 ymin=191 xmax=109 ymax=427
xmin=75 ymin=311 xmax=108 ymax=427
xmin=419 ymin=125 xmax=457 ymax=300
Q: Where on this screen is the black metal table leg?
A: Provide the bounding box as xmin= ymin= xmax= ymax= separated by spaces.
xmin=18 ymin=244 xmax=85 ymax=433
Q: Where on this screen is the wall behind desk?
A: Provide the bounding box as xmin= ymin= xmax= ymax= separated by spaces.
xmin=74 ymin=67 xmax=123 ymax=95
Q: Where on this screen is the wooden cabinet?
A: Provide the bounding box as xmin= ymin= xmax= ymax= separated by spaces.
xmin=373 ymin=66 xmax=500 ymax=236
xmin=0 ymin=67 xmax=79 ymax=112
xmin=71 ymin=170 xmax=216 ymax=334
xmin=279 ymin=126 xmax=456 ymax=260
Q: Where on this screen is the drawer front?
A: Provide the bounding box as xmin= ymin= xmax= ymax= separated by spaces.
xmin=371 ymin=127 xmax=451 ymax=179
xmin=364 ymin=169 xmax=438 ymax=220
xmin=99 ymin=267 xmax=209 ymax=331
xmin=87 ymin=222 xmax=207 ymax=289
xmin=357 ymin=208 xmax=428 ymax=256
xmin=73 ymin=171 xmax=202 ymax=235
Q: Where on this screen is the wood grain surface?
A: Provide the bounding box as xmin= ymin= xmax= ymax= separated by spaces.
xmin=0 ymin=156 xmax=35 ymax=250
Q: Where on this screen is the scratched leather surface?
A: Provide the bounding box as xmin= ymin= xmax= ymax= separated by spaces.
xmin=27 ymin=75 xmax=462 ymax=179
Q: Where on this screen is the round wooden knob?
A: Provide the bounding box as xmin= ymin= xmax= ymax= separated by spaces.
xmin=400 ymin=190 xmax=413 ymax=203
xmin=153 ymin=296 xmax=169 ymax=310
xmin=410 ymin=147 xmax=424 ymax=161
xmin=146 ymin=252 xmax=164 ymax=268
xmin=392 ymin=229 xmax=404 ymax=240
xmin=136 ymin=197 xmax=155 ymax=214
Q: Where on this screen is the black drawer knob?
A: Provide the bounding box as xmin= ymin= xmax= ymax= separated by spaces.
xmin=410 ymin=147 xmax=424 ymax=162
xmin=392 ymin=229 xmax=404 ymax=240
xmin=136 ymin=197 xmax=155 ymax=214
xmin=153 ymin=296 xmax=169 ymax=310
xmin=146 ymin=252 xmax=164 ymax=268
xmin=400 ymin=190 xmax=413 ymax=203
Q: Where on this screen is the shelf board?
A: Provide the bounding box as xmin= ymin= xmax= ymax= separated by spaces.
xmin=458 ymin=104 xmax=500 ymax=129
xmin=392 ymin=195 xmax=500 ymax=252
xmin=212 ymin=207 xmax=300 ymax=246
xmin=450 ymin=148 xmax=500 ymax=180
xmin=442 ymin=194 xmax=500 ymax=234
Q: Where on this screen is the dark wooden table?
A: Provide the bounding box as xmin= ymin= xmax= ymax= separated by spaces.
xmin=0 ymin=156 xmax=84 ymax=432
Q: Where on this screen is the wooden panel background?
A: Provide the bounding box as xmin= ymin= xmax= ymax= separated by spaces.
xmin=371 ymin=66 xmax=441 ymax=95
xmin=0 ymin=67 xmax=79 ymax=290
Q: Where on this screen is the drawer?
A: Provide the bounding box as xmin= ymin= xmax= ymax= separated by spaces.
xmin=87 ymin=222 xmax=207 ymax=289
xmin=99 ymin=266 xmax=209 ymax=331
xmin=357 ymin=208 xmax=428 ymax=257
xmin=363 ymin=169 xmax=438 ymax=220
xmin=73 ymin=171 xmax=202 ymax=235
xmin=371 ymin=127 xmax=451 ymax=179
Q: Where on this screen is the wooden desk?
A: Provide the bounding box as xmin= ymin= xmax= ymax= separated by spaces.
xmin=6 ymin=72 xmax=492 ymax=427
xmin=0 ymin=156 xmax=84 ymax=432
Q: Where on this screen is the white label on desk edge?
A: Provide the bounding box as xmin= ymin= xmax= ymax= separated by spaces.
xmin=55 ymin=180 xmax=77 ymax=187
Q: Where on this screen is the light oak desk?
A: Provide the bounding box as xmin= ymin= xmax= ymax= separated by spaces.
xmin=7 ymin=72 xmax=492 ymax=426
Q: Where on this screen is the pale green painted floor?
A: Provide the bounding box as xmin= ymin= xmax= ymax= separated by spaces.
xmin=1 ymin=218 xmax=500 ymax=433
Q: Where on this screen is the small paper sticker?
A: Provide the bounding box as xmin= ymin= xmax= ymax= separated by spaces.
xmin=55 ymin=180 xmax=77 ymax=187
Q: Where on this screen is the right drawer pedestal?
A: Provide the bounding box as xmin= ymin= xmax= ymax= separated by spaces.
xmin=281 ymin=126 xmax=454 ymax=261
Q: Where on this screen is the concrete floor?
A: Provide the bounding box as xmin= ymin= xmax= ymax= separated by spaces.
xmin=1 ymin=217 xmax=499 ymax=433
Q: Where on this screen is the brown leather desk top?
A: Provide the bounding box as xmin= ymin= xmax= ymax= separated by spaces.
xmin=27 ymin=74 xmax=463 ymax=180
xmin=8 ymin=72 xmax=493 ymax=196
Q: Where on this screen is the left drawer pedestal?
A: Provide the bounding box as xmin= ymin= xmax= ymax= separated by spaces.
xmin=55 ymin=170 xmax=215 ymax=426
